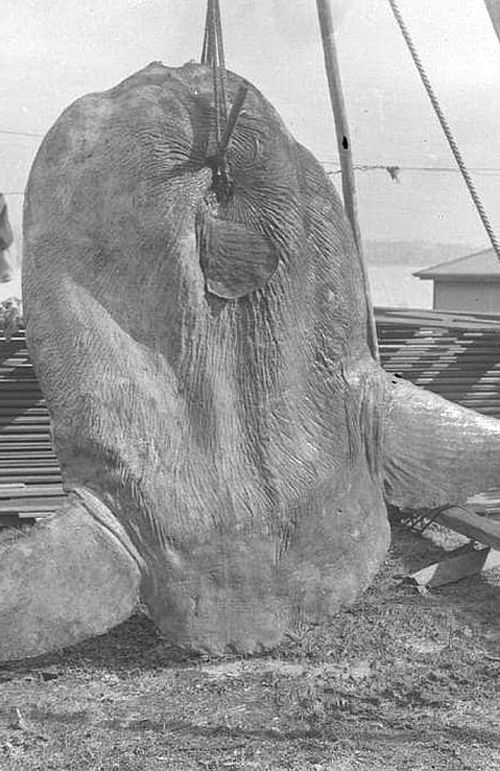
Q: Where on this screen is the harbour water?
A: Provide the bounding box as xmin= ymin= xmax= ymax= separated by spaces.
xmin=367 ymin=263 xmax=433 ymax=309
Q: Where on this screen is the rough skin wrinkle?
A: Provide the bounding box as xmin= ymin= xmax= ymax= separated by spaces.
xmin=2 ymin=62 xmax=499 ymax=660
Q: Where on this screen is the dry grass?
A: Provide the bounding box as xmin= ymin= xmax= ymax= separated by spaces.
xmin=1 ymin=515 xmax=500 ymax=770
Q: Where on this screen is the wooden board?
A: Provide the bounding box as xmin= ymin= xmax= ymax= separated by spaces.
xmin=0 ymin=496 xmax=64 ymax=513
xmin=409 ymin=546 xmax=500 ymax=588
xmin=0 ymin=485 xmax=63 ymax=498
xmin=436 ymin=507 xmax=500 ymax=551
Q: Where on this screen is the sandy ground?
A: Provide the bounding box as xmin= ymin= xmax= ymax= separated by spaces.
xmin=0 ymin=514 xmax=499 ymax=770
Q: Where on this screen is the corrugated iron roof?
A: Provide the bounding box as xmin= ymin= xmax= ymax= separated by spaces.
xmin=375 ymin=306 xmax=500 ymax=330
xmin=414 ymin=247 xmax=500 ymax=281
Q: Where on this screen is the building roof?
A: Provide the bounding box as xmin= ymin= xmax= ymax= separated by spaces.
xmin=414 ymin=248 xmax=500 ymax=282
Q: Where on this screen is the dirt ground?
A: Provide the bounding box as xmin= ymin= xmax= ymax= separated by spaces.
xmin=1 ymin=513 xmax=500 ymax=771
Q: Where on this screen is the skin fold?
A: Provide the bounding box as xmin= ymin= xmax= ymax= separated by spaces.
xmin=1 ymin=62 xmax=498 ymax=660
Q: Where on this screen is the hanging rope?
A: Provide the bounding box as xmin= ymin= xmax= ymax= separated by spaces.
xmin=200 ymin=0 xmax=248 ymax=203
xmin=201 ymin=0 xmax=228 ymax=143
xmin=387 ymin=0 xmax=500 ymax=261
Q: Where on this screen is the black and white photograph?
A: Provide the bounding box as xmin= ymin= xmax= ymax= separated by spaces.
xmin=1 ymin=1 xmax=500 ymax=768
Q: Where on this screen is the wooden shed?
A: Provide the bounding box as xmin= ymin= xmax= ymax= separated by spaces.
xmin=414 ymin=248 xmax=500 ymax=313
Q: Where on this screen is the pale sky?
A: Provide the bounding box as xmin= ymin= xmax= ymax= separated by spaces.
xmin=2 ymin=0 xmax=500 ymax=250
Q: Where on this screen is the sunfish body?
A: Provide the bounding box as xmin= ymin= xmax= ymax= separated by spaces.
xmin=2 ymin=63 xmax=499 ymax=660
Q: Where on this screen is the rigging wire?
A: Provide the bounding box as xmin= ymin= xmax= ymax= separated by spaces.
xmin=201 ymin=0 xmax=227 ymax=143
xmin=387 ymin=0 xmax=500 ymax=261
xmin=5 ymin=162 xmax=500 ymax=198
xmin=326 ymin=165 xmax=500 ymax=176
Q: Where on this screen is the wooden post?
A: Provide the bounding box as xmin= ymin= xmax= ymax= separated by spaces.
xmin=483 ymin=0 xmax=500 ymax=44
xmin=316 ymin=0 xmax=379 ymax=360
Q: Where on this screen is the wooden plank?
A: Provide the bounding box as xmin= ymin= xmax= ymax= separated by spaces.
xmin=0 ymin=456 xmax=58 ymax=464
xmin=0 ymin=466 xmax=61 ymax=475
xmin=0 ymin=496 xmax=64 ymax=513
xmin=0 ymin=464 xmax=61 ymax=474
xmin=0 ymin=466 xmax=61 ymax=476
xmin=469 ymin=490 xmax=500 ymax=505
xmin=409 ymin=546 xmax=500 ymax=588
xmin=0 ymin=382 xmax=41 ymax=390
xmin=0 ymin=456 xmax=55 ymax=464
xmin=0 ymin=447 xmax=56 ymax=454
xmin=0 ymin=474 xmax=61 ymax=484
xmin=0 ymin=416 xmax=50 ymax=425
xmin=0 ymin=397 xmax=43 ymax=405
xmin=436 ymin=507 xmax=500 ymax=551
xmin=0 ymin=408 xmax=49 ymax=416
xmin=0 ymin=426 xmax=51 ymax=435
xmin=0 ymin=439 xmax=54 ymax=444
xmin=0 ymin=459 xmax=59 ymax=468
xmin=0 ymin=443 xmax=54 ymax=451
xmin=0 ymin=465 xmax=60 ymax=474
xmin=18 ymin=511 xmax=53 ymax=519
xmin=0 ymin=485 xmax=63 ymax=498
xmin=0 ymin=360 xmax=32 ymax=369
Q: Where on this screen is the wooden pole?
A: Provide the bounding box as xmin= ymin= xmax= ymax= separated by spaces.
xmin=483 ymin=0 xmax=500 ymax=44
xmin=316 ymin=0 xmax=379 ymax=360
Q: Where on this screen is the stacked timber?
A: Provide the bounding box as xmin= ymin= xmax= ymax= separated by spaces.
xmin=376 ymin=307 xmax=500 ymax=523
xmin=2 ymin=308 xmax=500 ymax=527
xmin=0 ymin=327 xmax=63 ymax=526
xmin=376 ymin=307 xmax=500 ymax=419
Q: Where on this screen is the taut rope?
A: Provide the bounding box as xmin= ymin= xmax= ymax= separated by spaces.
xmin=201 ymin=0 xmax=248 ymax=203
xmin=388 ymin=0 xmax=500 ymax=260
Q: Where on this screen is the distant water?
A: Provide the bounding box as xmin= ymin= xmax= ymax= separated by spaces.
xmin=367 ymin=263 xmax=432 ymax=309
xmin=0 ymin=262 xmax=433 ymax=310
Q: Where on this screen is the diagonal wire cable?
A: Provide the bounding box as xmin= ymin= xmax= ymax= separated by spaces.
xmin=201 ymin=0 xmax=212 ymax=63
xmin=213 ymin=0 xmax=228 ymax=123
xmin=199 ymin=0 xmax=246 ymax=163
xmin=387 ymin=0 xmax=500 ymax=260
xmin=201 ymin=0 xmax=225 ymax=143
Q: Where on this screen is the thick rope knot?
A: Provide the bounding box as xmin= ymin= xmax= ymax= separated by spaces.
xmin=201 ymin=0 xmax=248 ymax=204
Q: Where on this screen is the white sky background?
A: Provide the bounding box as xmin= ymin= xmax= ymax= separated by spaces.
xmin=1 ymin=0 xmax=500 ymax=250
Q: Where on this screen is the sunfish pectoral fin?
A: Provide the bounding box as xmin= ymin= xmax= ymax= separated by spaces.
xmin=382 ymin=375 xmax=500 ymax=511
xmin=197 ymin=216 xmax=279 ymax=299
xmin=0 ymin=489 xmax=142 ymax=662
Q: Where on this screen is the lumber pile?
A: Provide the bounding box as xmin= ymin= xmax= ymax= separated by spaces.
xmin=0 ymin=327 xmax=63 ymax=526
xmin=2 ymin=307 xmax=500 ymax=538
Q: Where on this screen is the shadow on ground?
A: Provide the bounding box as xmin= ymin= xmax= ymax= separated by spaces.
xmin=2 ymin=514 xmax=500 ymax=676
xmin=1 ymin=516 xmax=500 ymax=770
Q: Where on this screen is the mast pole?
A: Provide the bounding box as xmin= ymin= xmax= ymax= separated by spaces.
xmin=316 ymin=0 xmax=379 ymax=360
